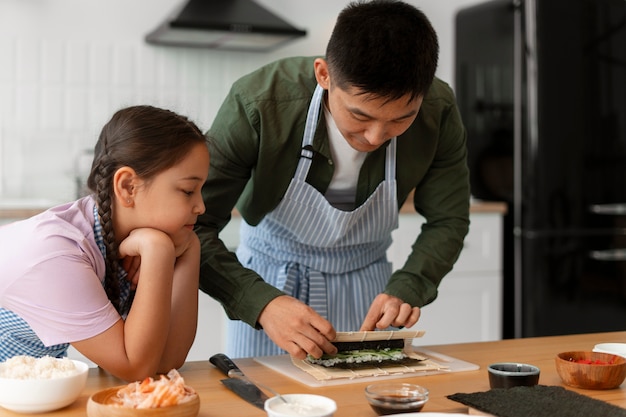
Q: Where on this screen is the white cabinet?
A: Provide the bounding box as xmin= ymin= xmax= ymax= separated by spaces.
xmin=388 ymin=211 xmax=503 ymax=346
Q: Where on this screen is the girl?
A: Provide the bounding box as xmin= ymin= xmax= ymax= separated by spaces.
xmin=0 ymin=105 xmax=209 ymax=381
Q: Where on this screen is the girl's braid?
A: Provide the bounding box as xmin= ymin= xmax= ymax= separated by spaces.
xmin=93 ymin=154 xmax=123 ymax=314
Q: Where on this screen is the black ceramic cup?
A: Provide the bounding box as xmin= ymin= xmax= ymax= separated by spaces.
xmin=488 ymin=363 xmax=541 ymax=389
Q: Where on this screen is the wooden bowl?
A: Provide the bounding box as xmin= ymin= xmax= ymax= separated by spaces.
xmin=87 ymin=386 xmax=200 ymax=417
xmin=555 ymin=351 xmax=626 ymax=390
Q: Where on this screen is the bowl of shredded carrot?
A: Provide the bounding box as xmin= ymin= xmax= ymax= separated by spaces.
xmin=87 ymin=369 xmax=199 ymax=417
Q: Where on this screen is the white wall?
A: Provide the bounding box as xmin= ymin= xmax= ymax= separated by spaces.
xmin=0 ymin=0 xmax=484 ymax=202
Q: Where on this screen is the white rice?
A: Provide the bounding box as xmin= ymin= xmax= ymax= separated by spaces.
xmin=308 ymin=348 xmax=408 ymax=367
xmin=0 ymin=355 xmax=78 ymax=379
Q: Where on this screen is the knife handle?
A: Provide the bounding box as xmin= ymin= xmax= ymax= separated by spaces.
xmin=210 ymin=353 xmax=244 ymax=377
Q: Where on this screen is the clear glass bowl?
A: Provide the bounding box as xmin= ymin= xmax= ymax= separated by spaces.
xmin=365 ymin=383 xmax=429 ymax=415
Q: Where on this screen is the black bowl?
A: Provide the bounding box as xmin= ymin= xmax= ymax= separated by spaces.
xmin=488 ymin=363 xmax=540 ymax=389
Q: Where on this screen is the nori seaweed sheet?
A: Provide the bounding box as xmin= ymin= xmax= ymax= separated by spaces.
xmin=321 ymin=356 xmax=425 ymax=370
xmin=448 ymin=385 xmax=626 ymax=417
xmin=332 ymin=339 xmax=405 ymax=352
xmin=307 ymin=338 xmax=422 ymax=369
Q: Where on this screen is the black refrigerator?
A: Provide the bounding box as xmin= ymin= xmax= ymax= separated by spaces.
xmin=455 ymin=0 xmax=626 ymax=339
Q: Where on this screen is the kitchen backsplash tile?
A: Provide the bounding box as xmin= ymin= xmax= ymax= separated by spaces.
xmin=41 ymin=40 xmax=64 ymax=84
xmin=0 ymin=37 xmax=252 ymax=202
xmin=16 ymin=39 xmax=40 ymax=83
xmin=0 ymin=39 xmax=16 ymax=83
xmin=66 ymin=42 xmax=89 ymax=86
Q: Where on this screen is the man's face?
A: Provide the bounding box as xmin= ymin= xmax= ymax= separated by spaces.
xmin=325 ymin=85 xmax=423 ymax=152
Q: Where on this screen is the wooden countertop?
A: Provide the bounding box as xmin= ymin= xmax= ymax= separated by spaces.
xmin=400 ymin=200 xmax=507 ymax=215
xmin=399 ymin=190 xmax=507 ymax=214
xmin=0 ymin=207 xmax=48 ymax=219
xmin=0 ymin=198 xmax=507 ymax=220
xmin=10 ymin=331 xmax=625 ymax=417
xmin=467 ymin=200 xmax=507 ymax=215
xmin=0 ymin=199 xmax=62 ymax=220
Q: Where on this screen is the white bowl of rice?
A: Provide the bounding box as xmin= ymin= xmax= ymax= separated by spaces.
xmin=0 ymin=355 xmax=89 ymax=413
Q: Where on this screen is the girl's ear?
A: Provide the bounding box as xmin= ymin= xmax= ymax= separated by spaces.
xmin=113 ymin=166 xmax=138 ymax=207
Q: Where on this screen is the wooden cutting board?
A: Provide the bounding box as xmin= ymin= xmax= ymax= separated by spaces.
xmin=254 ymin=348 xmax=479 ymax=387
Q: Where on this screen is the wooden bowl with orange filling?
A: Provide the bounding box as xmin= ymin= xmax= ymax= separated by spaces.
xmin=87 ymin=369 xmax=199 ymax=417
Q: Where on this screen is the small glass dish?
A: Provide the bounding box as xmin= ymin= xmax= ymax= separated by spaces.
xmin=365 ymin=382 xmax=429 ymax=415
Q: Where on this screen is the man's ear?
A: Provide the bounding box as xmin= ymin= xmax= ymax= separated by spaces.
xmin=113 ymin=166 xmax=138 ymax=207
xmin=314 ymin=58 xmax=331 ymax=90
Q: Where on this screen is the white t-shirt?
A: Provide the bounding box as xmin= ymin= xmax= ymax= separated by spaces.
xmin=0 ymin=196 xmax=120 ymax=346
xmin=324 ymin=104 xmax=367 ymax=211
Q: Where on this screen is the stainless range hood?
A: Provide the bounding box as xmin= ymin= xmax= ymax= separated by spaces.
xmin=146 ymin=0 xmax=307 ymax=52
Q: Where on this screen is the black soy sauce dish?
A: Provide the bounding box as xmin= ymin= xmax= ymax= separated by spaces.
xmin=488 ymin=363 xmax=540 ymax=389
xmin=365 ymin=383 xmax=429 ymax=415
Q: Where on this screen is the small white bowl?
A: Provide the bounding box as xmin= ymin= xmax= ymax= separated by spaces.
xmin=264 ymin=394 xmax=337 ymax=417
xmin=593 ymin=343 xmax=626 ymax=358
xmin=0 ymin=358 xmax=89 ymax=413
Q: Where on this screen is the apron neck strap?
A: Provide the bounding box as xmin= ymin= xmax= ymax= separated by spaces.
xmin=297 ymin=84 xmax=397 ymax=182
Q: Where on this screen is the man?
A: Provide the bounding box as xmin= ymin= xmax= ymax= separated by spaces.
xmin=196 ymin=0 xmax=470 ymax=359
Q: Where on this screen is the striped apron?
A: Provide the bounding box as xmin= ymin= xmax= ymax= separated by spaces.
xmin=227 ymin=84 xmax=399 ymax=358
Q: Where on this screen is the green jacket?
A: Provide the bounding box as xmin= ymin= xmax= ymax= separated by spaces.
xmin=196 ymin=56 xmax=470 ymax=328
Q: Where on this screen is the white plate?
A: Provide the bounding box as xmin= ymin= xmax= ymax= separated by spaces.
xmin=593 ymin=343 xmax=626 ymax=358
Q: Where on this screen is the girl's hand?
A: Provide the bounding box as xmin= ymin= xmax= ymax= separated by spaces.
xmin=118 ymin=228 xmax=174 ymax=259
xmin=118 ymin=229 xmax=175 ymax=288
xmin=120 ymin=228 xmax=196 ymax=287
xmin=121 ymin=256 xmax=141 ymax=290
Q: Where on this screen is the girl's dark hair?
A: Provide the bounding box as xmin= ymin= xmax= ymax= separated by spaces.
xmin=86 ymin=105 xmax=206 ymax=314
xmin=326 ymin=0 xmax=439 ymax=102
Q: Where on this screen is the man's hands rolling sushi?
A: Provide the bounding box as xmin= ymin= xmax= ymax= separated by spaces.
xmin=258 ymin=295 xmax=338 ymax=360
xmin=259 ymin=294 xmax=419 ymax=360
xmin=359 ymin=294 xmax=421 ymax=331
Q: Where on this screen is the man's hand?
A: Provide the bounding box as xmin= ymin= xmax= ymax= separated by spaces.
xmin=258 ymin=295 xmax=338 ymax=360
xmin=359 ymin=293 xmax=420 ymax=331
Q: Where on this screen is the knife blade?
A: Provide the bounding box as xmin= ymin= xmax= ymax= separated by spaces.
xmin=210 ymin=353 xmax=269 ymax=410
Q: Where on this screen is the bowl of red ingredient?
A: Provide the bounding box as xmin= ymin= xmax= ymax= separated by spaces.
xmin=555 ymin=351 xmax=626 ymax=390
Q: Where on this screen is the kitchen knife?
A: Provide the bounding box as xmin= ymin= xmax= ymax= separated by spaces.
xmin=210 ymin=353 xmax=269 ymax=410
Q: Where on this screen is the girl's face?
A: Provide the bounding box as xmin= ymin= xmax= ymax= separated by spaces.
xmin=126 ymin=142 xmax=209 ymax=246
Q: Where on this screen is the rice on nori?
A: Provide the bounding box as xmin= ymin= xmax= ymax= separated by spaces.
xmin=306 ymin=347 xmax=408 ymax=368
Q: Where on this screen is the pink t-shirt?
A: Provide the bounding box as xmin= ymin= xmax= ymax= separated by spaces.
xmin=0 ymin=196 xmax=120 ymax=346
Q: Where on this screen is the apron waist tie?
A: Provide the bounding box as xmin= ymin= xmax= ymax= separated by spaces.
xmin=278 ymin=262 xmax=328 ymax=321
